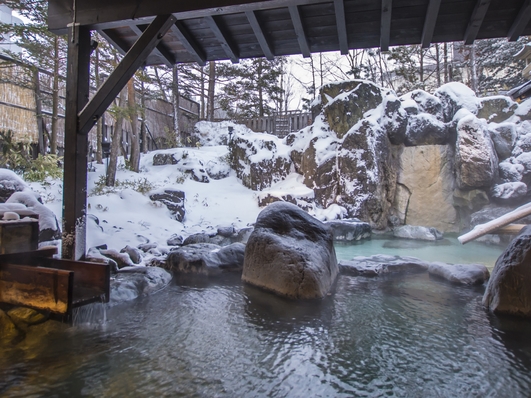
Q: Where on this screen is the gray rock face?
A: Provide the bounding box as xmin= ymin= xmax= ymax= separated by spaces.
xmin=120 ymin=245 xmax=143 ymax=264
xmin=455 ymin=115 xmax=498 ymax=189
xmin=393 ymin=225 xmax=443 ymax=241
xmin=167 ymin=242 xmax=245 ymax=275
xmin=339 ymin=255 xmax=428 ymax=276
xmin=149 ymin=189 xmax=185 ymax=221
xmin=483 ymin=226 xmax=531 ymax=317
xmin=321 ymin=80 xmax=383 ymax=138
xmin=242 ymin=202 xmax=338 ymax=299
xmin=166 ymin=234 xmax=183 ymax=246
xmin=427 ymin=262 xmax=489 ymax=285
xmin=109 ymin=266 xmax=172 ymax=305
xmin=489 ymin=123 xmax=517 ymax=160
xmin=325 ymin=219 xmax=371 ymax=241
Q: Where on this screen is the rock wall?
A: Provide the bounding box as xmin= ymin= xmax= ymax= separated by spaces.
xmin=228 ymin=79 xmax=531 ymax=232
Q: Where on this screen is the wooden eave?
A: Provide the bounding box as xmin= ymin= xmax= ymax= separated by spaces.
xmin=48 ymin=0 xmax=531 ymax=66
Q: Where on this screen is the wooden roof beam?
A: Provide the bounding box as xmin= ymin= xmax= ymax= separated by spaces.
xmin=129 ymin=24 xmax=175 ymax=67
xmin=97 ymin=29 xmax=127 ymax=55
xmin=78 ymin=14 xmax=177 ymax=135
xmin=334 ymin=0 xmax=348 ymax=55
xmin=380 ymin=0 xmax=392 ymax=52
xmin=508 ymin=0 xmax=531 ymax=41
xmin=205 ymin=16 xmax=239 ymax=63
xmin=463 ymin=0 xmax=492 ymax=45
xmin=245 ymin=10 xmax=274 ymax=60
xmin=171 ymin=21 xmax=207 ymax=66
xmin=421 ymin=0 xmax=442 ymax=49
xmin=289 ymin=5 xmax=311 ymax=58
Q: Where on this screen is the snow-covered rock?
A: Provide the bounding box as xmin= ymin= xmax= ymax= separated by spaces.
xmin=490 ymin=182 xmax=527 ymax=200
xmin=455 ymin=114 xmax=498 ymax=189
xmin=242 ymin=202 xmax=338 ymax=299
xmin=149 ymin=189 xmax=185 ymax=221
xmin=0 ymin=169 xmax=28 ymax=203
xmin=404 ymin=114 xmax=450 ymax=146
xmin=434 ymin=82 xmax=479 ymax=122
xmin=498 ymin=159 xmax=524 ymax=182
xmin=339 ymin=255 xmax=428 ymax=276
xmin=477 ymin=96 xmax=518 ymax=123
xmin=109 ymin=266 xmax=172 ymax=305
xmin=229 ymin=131 xmax=292 ymax=191
xmin=6 ymin=191 xmax=61 ymax=244
xmin=325 ymin=219 xmax=371 ymax=241
xmin=489 ymin=123 xmax=518 ymax=160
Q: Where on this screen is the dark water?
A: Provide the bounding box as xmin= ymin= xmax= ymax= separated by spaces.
xmin=2 ymin=272 xmax=531 ymax=398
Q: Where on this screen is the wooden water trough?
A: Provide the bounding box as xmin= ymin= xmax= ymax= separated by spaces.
xmin=0 ymin=212 xmax=110 ymax=317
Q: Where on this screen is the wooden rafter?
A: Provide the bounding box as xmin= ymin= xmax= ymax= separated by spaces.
xmin=463 ymin=0 xmax=492 ymax=45
xmin=129 ymin=24 xmax=175 ymax=67
xmin=171 ymin=21 xmax=207 ymax=66
xmin=97 ymin=29 xmax=127 ymax=55
xmin=78 ymin=14 xmax=177 ymax=135
xmin=245 ymin=10 xmax=274 ymax=60
xmin=334 ymin=0 xmax=348 ymax=55
xmin=508 ymin=0 xmax=531 ymax=41
xmin=289 ymin=5 xmax=310 ymax=58
xmin=421 ymin=0 xmax=442 ymax=49
xmin=205 ymin=15 xmax=239 ymax=63
xmin=380 ymin=0 xmax=392 ymax=52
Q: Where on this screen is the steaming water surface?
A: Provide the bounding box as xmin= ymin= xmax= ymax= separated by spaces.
xmin=2 ymin=267 xmax=531 ymax=397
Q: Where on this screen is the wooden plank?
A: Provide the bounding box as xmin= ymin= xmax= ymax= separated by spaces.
xmin=205 ymin=16 xmax=240 ymax=63
xmin=245 ymin=10 xmax=275 ymax=60
xmin=0 ymin=263 xmax=73 ymax=314
xmin=0 ymin=220 xmax=39 ymax=255
xmin=507 ymin=0 xmax=531 ymax=41
xmin=493 ymin=224 xmax=526 ymax=235
xmin=334 ymin=0 xmax=349 ymax=54
xmin=78 ymin=14 xmax=177 ymax=136
xmin=463 ymin=0 xmax=492 ymax=45
xmin=289 ymin=5 xmax=311 ymax=57
xmin=421 ymin=0 xmax=442 ymax=48
xmin=129 ymin=24 xmax=175 ymax=67
xmin=171 ymin=21 xmax=207 ymax=66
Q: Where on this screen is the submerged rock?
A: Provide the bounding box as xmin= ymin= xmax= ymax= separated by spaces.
xmin=109 ymin=266 xmax=172 ymax=305
xmin=427 ymin=262 xmax=489 ymax=285
xmin=393 ymin=225 xmax=443 ymax=241
xmin=483 ymin=225 xmax=531 ymax=317
xmin=339 ymin=255 xmax=428 ymax=276
xmin=0 ymin=308 xmax=24 ymax=344
xmin=167 ymin=242 xmax=245 ymax=275
xmin=242 ymin=202 xmax=338 ymax=299
xmin=325 ymin=219 xmax=371 ymax=241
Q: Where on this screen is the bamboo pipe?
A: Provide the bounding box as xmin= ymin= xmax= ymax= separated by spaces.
xmin=458 ymin=202 xmax=531 ymax=244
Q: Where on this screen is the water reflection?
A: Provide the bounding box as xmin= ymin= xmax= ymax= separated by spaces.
xmin=1 ymin=272 xmax=531 ymax=397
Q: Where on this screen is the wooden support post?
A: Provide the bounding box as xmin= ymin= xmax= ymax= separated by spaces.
xmin=62 ymin=24 xmax=91 ymax=260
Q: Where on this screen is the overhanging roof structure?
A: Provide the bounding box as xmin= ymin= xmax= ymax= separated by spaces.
xmin=49 ymin=0 xmax=531 ymax=66
xmin=49 ymin=0 xmax=531 ymax=261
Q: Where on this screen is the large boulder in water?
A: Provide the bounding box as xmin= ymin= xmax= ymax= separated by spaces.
xmin=483 ymin=225 xmax=531 ymax=317
xmin=167 ymin=243 xmax=245 ymax=275
xmin=242 ymin=202 xmax=338 ymax=299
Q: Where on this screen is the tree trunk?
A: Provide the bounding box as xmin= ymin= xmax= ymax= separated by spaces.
xmin=128 ymin=78 xmax=140 ymax=172
xmin=140 ymin=74 xmax=148 ymax=153
xmin=419 ymin=47 xmax=424 ymax=89
xmin=207 ymin=61 xmax=215 ymax=121
xmin=443 ymin=42 xmax=449 ymax=83
xmin=95 ymin=46 xmax=103 ymax=164
xmin=172 ymin=64 xmax=180 ymax=144
xmin=200 ymin=65 xmax=205 ymax=120
xmin=106 ymin=89 xmax=126 ymax=186
xmin=154 ymin=66 xmax=168 ymax=102
xmin=436 ymin=44 xmax=441 ymax=88
xmin=469 ymin=44 xmax=478 ymax=93
xmin=50 ymin=35 xmax=60 ymax=155
xmin=258 ymin=59 xmax=264 ymax=117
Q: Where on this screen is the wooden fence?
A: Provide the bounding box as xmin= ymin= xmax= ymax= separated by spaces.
xmin=0 ymin=55 xmax=199 ymax=157
xmin=242 ymin=111 xmax=312 ymax=137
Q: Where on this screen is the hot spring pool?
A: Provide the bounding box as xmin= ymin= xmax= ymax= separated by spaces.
xmin=2 ymin=260 xmax=531 ymax=397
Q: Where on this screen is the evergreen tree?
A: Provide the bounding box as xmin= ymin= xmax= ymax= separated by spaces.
xmin=217 ymin=57 xmax=284 ymax=119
